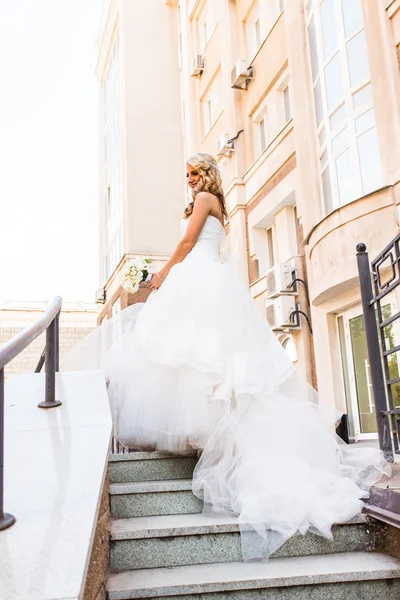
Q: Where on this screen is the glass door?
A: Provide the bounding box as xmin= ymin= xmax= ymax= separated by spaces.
xmin=340 ymin=297 xmax=400 ymax=440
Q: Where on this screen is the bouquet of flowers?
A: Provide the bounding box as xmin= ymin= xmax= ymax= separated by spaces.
xmin=122 ymin=256 xmax=152 ymax=294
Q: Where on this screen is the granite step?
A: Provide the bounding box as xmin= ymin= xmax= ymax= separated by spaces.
xmin=109 ymin=451 xmax=197 ymax=484
xmin=110 ymin=479 xmax=203 ymax=519
xmin=109 ymin=512 xmax=375 ymax=571
xmin=107 ymin=551 xmax=400 ymax=599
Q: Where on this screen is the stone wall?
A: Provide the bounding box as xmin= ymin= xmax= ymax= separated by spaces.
xmin=83 ymin=469 xmax=110 ymax=600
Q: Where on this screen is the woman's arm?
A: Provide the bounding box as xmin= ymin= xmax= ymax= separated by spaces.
xmin=149 ymin=193 xmax=213 ymax=289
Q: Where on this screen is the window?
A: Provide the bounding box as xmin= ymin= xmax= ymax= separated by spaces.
xmin=102 ymin=35 xmax=123 ymax=282
xmin=283 ymin=85 xmax=292 ymax=122
xmin=201 ymin=71 xmax=222 ymax=136
xmin=267 ymin=227 xmax=275 ymax=268
xmin=254 ymin=106 xmax=269 ymax=155
xmin=307 ymin=0 xmax=382 ymax=215
xmin=260 ymin=117 xmax=268 ymax=152
xmin=255 ymin=18 xmax=261 ymax=50
xmin=206 ymin=99 xmax=212 ymax=131
xmin=198 ymin=1 xmax=216 ymax=52
xmin=246 ymin=1 xmax=282 ymax=59
xmin=293 ymin=205 xmax=300 ymax=253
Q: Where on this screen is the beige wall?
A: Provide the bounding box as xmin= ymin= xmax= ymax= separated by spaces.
xmin=120 ymin=0 xmax=185 ymax=255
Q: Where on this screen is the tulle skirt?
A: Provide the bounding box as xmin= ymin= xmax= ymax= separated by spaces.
xmin=62 ymin=250 xmax=390 ymax=560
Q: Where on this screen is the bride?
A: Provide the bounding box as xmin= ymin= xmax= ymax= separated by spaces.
xmin=64 ymin=152 xmax=390 ymax=560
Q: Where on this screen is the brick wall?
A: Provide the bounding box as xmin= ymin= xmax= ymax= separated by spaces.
xmin=1 ymin=325 xmax=96 ymax=375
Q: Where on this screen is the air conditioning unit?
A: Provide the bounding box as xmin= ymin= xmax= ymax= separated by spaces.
xmin=191 ymin=54 xmax=204 ymax=77
xmin=265 ymin=262 xmax=294 ymax=299
xmin=231 ymin=59 xmax=254 ymax=90
xmin=216 ymin=133 xmax=234 ymax=157
xmin=95 ymin=288 xmax=106 ymax=304
xmin=266 ymin=296 xmax=298 ymax=330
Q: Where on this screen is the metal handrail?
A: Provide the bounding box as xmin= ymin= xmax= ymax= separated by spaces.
xmin=0 ymin=296 xmax=62 ymax=369
xmin=0 ymin=295 xmax=63 ymax=531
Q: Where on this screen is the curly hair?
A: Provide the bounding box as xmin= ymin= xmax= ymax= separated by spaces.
xmin=184 ymin=153 xmax=228 ymax=221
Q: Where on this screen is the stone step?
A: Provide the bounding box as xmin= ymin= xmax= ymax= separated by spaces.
xmin=109 ymin=451 xmax=197 ymax=484
xmin=110 ymin=479 xmax=203 ymax=519
xmin=107 ymin=551 xmax=400 ymax=599
xmin=109 ymin=512 xmax=374 ymax=571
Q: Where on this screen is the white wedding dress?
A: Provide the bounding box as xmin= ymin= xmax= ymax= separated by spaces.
xmin=62 ymin=214 xmax=390 ymax=560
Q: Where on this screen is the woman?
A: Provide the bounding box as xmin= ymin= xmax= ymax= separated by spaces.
xmin=64 ymin=153 xmax=390 ymax=560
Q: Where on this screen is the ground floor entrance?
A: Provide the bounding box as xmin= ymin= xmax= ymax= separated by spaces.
xmin=338 ymin=296 xmax=400 ymax=441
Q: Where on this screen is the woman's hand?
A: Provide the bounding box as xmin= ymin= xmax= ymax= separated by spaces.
xmin=148 ymin=273 xmax=165 ymax=290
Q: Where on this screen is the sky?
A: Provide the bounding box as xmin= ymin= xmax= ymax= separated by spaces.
xmin=0 ymin=0 xmax=103 ymax=304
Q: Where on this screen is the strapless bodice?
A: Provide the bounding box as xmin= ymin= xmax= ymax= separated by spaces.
xmin=181 ymin=215 xmax=225 ymax=260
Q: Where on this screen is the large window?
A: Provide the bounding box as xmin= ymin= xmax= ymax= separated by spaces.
xmin=102 ymin=35 xmax=123 ymax=282
xmin=307 ymin=0 xmax=382 ymax=215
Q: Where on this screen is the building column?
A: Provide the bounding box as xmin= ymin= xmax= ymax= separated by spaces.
xmin=283 ymin=0 xmax=322 ymax=239
xmin=229 ymin=207 xmax=249 ymax=284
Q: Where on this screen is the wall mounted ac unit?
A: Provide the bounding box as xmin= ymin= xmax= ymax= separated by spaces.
xmin=266 ymin=296 xmax=298 ymax=330
xmin=216 ymin=133 xmax=234 ymax=157
xmin=265 ymin=262 xmax=295 ymax=299
xmin=231 ymin=59 xmax=254 ymax=90
xmin=190 ymin=54 xmax=204 ymax=77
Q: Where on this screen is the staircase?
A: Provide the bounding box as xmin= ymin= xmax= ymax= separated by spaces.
xmin=107 ymin=451 xmax=400 ymax=599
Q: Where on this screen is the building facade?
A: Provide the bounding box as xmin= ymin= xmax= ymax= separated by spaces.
xmin=0 ymin=300 xmax=97 ymax=375
xmin=97 ymin=0 xmax=400 ymax=442
xmin=96 ymin=0 xmax=186 ymax=321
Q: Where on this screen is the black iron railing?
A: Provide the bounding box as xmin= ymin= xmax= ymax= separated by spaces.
xmin=357 ymin=236 xmax=400 ymax=462
xmin=0 ymin=296 xmax=62 ymax=530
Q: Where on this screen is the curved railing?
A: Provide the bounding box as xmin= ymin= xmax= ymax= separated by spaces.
xmin=0 ymin=296 xmax=63 ymax=531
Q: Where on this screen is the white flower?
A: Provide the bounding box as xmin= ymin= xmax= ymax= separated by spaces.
xmin=121 ymin=256 xmax=152 ymax=292
xmin=136 ymin=258 xmax=147 ymax=271
xmin=122 ymin=281 xmax=133 ymax=293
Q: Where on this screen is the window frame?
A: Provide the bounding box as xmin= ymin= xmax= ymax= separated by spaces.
xmin=283 ymin=84 xmax=292 ymax=123
xmin=201 ymin=70 xmax=223 ymax=138
xmin=266 ymin=226 xmax=276 ymax=269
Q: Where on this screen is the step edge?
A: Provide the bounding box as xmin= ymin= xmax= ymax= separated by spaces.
xmin=110 ymin=522 xmax=240 ymax=540
xmin=107 ymin=553 xmax=400 ymax=598
xmin=110 ymin=515 xmax=368 ymax=541
xmin=110 ymin=479 xmax=194 ymax=495
xmin=109 ymin=451 xmax=197 ymax=463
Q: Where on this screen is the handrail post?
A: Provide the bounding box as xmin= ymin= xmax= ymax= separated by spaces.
xmin=38 ymin=317 xmax=62 ymax=409
xmin=356 ymin=243 xmax=393 ymax=461
xmin=0 ymin=368 xmax=16 ymax=530
xmin=55 ymin=311 xmax=60 ymax=373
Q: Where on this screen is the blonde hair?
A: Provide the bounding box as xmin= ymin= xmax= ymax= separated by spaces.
xmin=184 ymin=153 xmax=227 ymax=221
